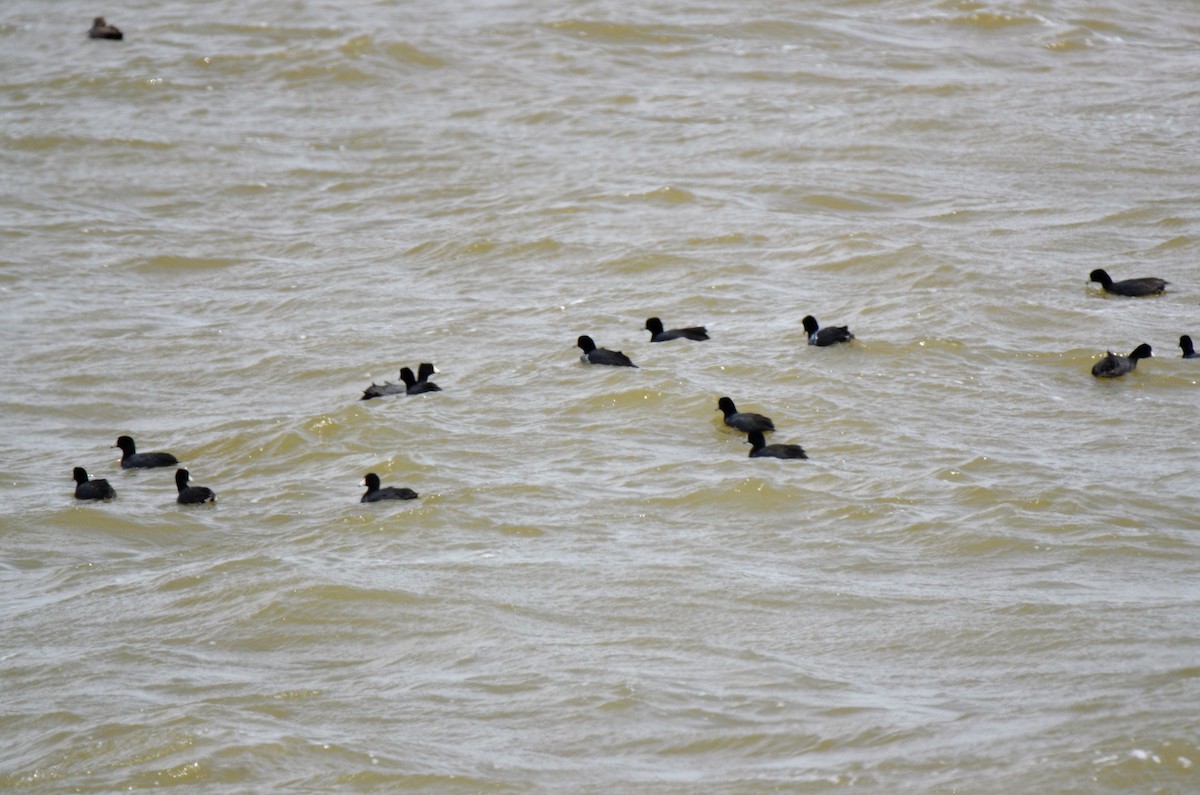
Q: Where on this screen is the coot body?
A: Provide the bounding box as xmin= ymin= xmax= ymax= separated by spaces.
xmin=88 ymin=17 xmax=123 ymax=40
xmin=802 ymin=315 xmax=854 ymax=347
xmin=175 ymin=469 xmax=216 ymax=504
xmin=645 ymin=317 xmax=709 ymax=342
xmin=361 ymin=473 xmax=419 ymax=502
xmin=577 ymin=335 xmax=637 ymax=367
xmin=717 ymin=397 xmax=774 ymax=433
xmin=73 ymin=467 xmax=116 ymax=500
xmin=1091 ymin=343 xmax=1153 ymax=378
xmin=746 ymin=430 xmax=808 ymax=459
xmin=1089 ymin=269 xmax=1167 ymax=297
xmin=114 ymin=436 xmax=178 ymax=469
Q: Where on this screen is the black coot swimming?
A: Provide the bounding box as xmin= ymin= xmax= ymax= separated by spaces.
xmin=73 ymin=467 xmax=116 ymax=500
xmin=113 ymin=436 xmax=178 ymax=469
xmin=362 ymin=362 xmax=440 ymax=399
xmin=1091 ymin=343 xmax=1153 ymax=378
xmin=88 ymin=17 xmax=123 ymax=40
xmin=802 ymin=315 xmax=855 ymax=347
xmin=717 ymin=397 xmax=774 ymax=433
xmin=175 ymin=469 xmax=216 ymax=504
xmin=1180 ymin=335 xmax=1198 ymax=359
xmin=645 ymin=317 xmax=709 ymax=342
xmin=401 ymin=363 xmax=441 ymax=394
xmin=1088 ymin=269 xmax=1167 ymax=297
xmin=577 ymin=335 xmax=637 ymax=367
xmin=361 ymin=473 xmax=418 ymax=502
xmin=746 ymin=430 xmax=808 ymax=459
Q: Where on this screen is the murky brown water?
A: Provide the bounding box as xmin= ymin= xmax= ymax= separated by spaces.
xmin=2 ymin=1 xmax=1199 ymax=791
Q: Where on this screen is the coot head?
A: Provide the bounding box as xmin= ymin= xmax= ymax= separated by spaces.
xmin=1181 ymin=335 xmax=1197 ymax=358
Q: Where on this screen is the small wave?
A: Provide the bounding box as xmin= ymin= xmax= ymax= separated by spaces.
xmin=544 ymin=19 xmax=696 ymax=45
xmin=620 ymin=185 xmax=698 ymax=204
xmin=134 ymin=255 xmax=240 ymax=272
xmin=944 ymin=11 xmax=1045 ymax=30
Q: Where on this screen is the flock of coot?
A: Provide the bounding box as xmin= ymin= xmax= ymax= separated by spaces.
xmin=72 ymin=436 xmax=216 ymax=505
xmin=1084 ymin=268 xmax=1185 ymax=378
xmin=72 ymin=21 xmax=1193 ymax=505
xmin=71 ymin=268 xmax=1190 ymax=505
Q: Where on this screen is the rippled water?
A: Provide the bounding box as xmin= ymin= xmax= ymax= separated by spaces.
xmin=3 ymin=0 xmax=1200 ymax=791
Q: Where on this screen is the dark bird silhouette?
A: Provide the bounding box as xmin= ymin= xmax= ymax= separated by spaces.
xmin=88 ymin=17 xmax=123 ymax=40
xmin=400 ymin=363 xmax=441 ymax=394
xmin=1088 ymin=269 xmax=1167 ymax=297
xmin=73 ymin=467 xmax=115 ymax=500
xmin=113 ymin=436 xmax=178 ymax=469
xmin=1180 ymin=335 xmax=1198 ymax=359
xmin=746 ymin=430 xmax=808 ymax=459
xmin=645 ymin=317 xmax=709 ymax=342
xmin=577 ymin=335 xmax=637 ymax=367
xmin=1091 ymin=343 xmax=1153 ymax=378
xmin=361 ymin=362 xmax=440 ymax=399
xmin=361 ymin=473 xmax=418 ymax=503
xmin=717 ymin=396 xmax=774 ymax=433
xmin=175 ymin=469 xmax=216 ymax=505
xmin=802 ymin=315 xmax=855 ymax=347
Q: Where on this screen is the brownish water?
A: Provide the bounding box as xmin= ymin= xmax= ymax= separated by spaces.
xmin=2 ymin=1 xmax=1199 ymax=791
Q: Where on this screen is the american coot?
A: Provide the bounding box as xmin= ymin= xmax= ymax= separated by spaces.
xmin=577 ymin=335 xmax=637 ymax=367
xmin=1180 ymin=335 xmax=1198 ymax=359
xmin=746 ymin=430 xmax=808 ymax=459
xmin=1088 ymin=269 xmax=1167 ymax=297
xmin=175 ymin=469 xmax=216 ymax=505
xmin=361 ymin=473 xmax=418 ymax=503
xmin=88 ymin=17 xmax=123 ymax=40
xmin=113 ymin=436 xmax=178 ymax=469
xmin=802 ymin=315 xmax=855 ymax=347
xmin=401 ymin=363 xmax=441 ymax=394
xmin=645 ymin=317 xmax=709 ymax=342
xmin=717 ymin=396 xmax=774 ymax=433
xmin=1091 ymin=343 xmax=1153 ymax=378
xmin=73 ymin=467 xmax=116 ymax=500
xmin=362 ymin=362 xmax=441 ymax=399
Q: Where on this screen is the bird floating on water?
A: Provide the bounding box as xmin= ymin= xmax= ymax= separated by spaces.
xmin=645 ymin=317 xmax=709 ymax=342
xmin=360 ymin=473 xmax=418 ymax=503
xmin=362 ymin=362 xmax=440 ymax=399
xmin=73 ymin=467 xmax=116 ymax=500
xmin=175 ymin=469 xmax=216 ymax=505
xmin=746 ymin=430 xmax=808 ymax=460
xmin=1088 ymin=269 xmax=1167 ymax=297
xmin=1091 ymin=343 xmax=1152 ymax=378
xmin=88 ymin=17 xmax=123 ymax=40
xmin=401 ymin=363 xmax=441 ymax=394
xmin=717 ymin=396 xmax=774 ymax=433
xmin=113 ymin=436 xmax=178 ymax=469
xmin=802 ymin=315 xmax=855 ymax=347
xmin=577 ymin=335 xmax=637 ymax=367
